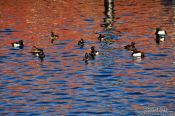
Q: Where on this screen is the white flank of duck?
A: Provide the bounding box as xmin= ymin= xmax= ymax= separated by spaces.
xmin=158 ymin=30 xmax=166 ymax=35
xmin=132 ymin=52 xmax=142 ymax=57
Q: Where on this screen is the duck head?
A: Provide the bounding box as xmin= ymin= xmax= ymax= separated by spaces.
xmin=19 ymin=40 xmax=24 ymax=44
xmin=51 ymin=31 xmax=54 ymax=37
xmin=131 ymin=42 xmax=135 ymax=46
xmin=90 ymin=46 xmax=95 ymax=51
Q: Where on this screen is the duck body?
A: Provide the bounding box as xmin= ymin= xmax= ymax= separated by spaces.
xmin=38 ymin=50 xmax=45 ymax=59
xmin=78 ymin=38 xmax=84 ymax=48
xmin=98 ymin=34 xmax=113 ymax=45
xmin=50 ymin=31 xmax=59 ymax=43
xmin=88 ymin=46 xmax=99 ymax=59
xmin=31 ymin=46 xmax=42 ymax=53
xmin=98 ymin=34 xmax=105 ymax=42
xmin=31 ymin=46 xmax=45 ymax=58
xmin=11 ymin=40 xmax=24 ymax=49
xmin=124 ymin=42 xmax=135 ymax=51
xmin=83 ymin=52 xmax=89 ymax=64
xmin=90 ymin=46 xmax=99 ymax=56
xmin=155 ymin=28 xmax=167 ymax=42
xmin=83 ymin=46 xmax=99 ymax=64
xmin=132 ymin=49 xmax=144 ymax=58
xmin=90 ymin=50 xmax=99 ymax=57
xmin=88 ymin=52 xmax=96 ymax=60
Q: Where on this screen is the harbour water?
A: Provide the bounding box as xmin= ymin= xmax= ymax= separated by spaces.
xmin=0 ymin=0 xmax=175 ymax=115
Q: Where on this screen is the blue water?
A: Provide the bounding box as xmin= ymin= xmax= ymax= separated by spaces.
xmin=0 ymin=0 xmax=175 ymax=115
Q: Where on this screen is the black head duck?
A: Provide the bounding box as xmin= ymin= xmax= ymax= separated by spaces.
xmin=78 ymin=38 xmax=84 ymax=48
xmin=124 ymin=42 xmax=136 ymax=51
xmin=50 ymin=31 xmax=59 ymax=43
xmin=131 ymin=48 xmax=144 ymax=58
xmin=11 ymin=40 xmax=24 ymax=49
xmin=98 ymin=34 xmax=105 ymax=42
xmin=155 ymin=28 xmax=167 ymax=42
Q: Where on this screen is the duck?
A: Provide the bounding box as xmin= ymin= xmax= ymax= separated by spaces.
xmin=155 ymin=28 xmax=167 ymax=41
xmin=37 ymin=50 xmax=45 ymax=61
xmin=50 ymin=31 xmax=59 ymax=43
xmin=31 ymin=46 xmax=42 ymax=53
xmin=124 ymin=42 xmax=136 ymax=51
xmin=98 ymin=34 xmax=105 ymax=42
xmin=11 ymin=40 xmax=24 ymax=49
xmin=98 ymin=34 xmax=113 ymax=45
xmin=83 ymin=52 xmax=89 ymax=64
xmin=131 ymin=48 xmax=144 ymax=58
xmin=88 ymin=46 xmax=99 ymax=59
xmin=77 ymin=38 xmax=84 ymax=48
xmin=90 ymin=46 xmax=99 ymax=56
xmin=82 ymin=46 xmax=99 ymax=64
xmin=31 ymin=46 xmax=44 ymax=57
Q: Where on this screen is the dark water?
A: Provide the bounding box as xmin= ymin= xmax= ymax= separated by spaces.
xmin=0 ymin=0 xmax=175 ymax=115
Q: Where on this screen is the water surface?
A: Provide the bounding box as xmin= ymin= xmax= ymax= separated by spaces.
xmin=0 ymin=0 xmax=175 ymax=115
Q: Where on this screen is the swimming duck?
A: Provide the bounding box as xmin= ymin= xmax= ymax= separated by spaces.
xmin=11 ymin=40 xmax=24 ymax=49
xmin=90 ymin=46 xmax=99 ymax=56
xmin=31 ymin=46 xmax=44 ymax=56
xmin=124 ymin=42 xmax=136 ymax=51
xmin=38 ymin=50 xmax=45 ymax=61
xmin=98 ymin=34 xmax=105 ymax=42
xmin=88 ymin=46 xmax=99 ymax=59
xmin=98 ymin=34 xmax=113 ymax=45
xmin=155 ymin=28 xmax=167 ymax=41
xmin=78 ymin=38 xmax=84 ymax=48
xmin=82 ymin=46 xmax=99 ymax=63
xmin=31 ymin=46 xmax=45 ymax=61
xmin=83 ymin=52 xmax=89 ymax=64
xmin=31 ymin=46 xmax=42 ymax=53
xmin=50 ymin=31 xmax=59 ymax=43
xmin=131 ymin=48 xmax=144 ymax=58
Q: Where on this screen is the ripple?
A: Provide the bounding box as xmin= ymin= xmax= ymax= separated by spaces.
xmin=84 ymin=18 xmax=94 ymax=22
xmin=0 ymin=0 xmax=175 ymax=115
xmin=125 ymin=92 xmax=144 ymax=95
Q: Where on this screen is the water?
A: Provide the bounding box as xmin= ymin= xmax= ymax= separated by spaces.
xmin=0 ymin=0 xmax=175 ymax=115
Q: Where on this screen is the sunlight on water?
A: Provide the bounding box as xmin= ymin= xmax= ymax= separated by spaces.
xmin=0 ymin=0 xmax=175 ymax=115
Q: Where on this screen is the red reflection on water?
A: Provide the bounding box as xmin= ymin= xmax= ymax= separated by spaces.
xmin=7 ymin=85 xmax=29 ymax=91
xmin=132 ymin=104 xmax=144 ymax=110
xmin=165 ymin=77 xmax=175 ymax=86
xmin=0 ymin=0 xmax=175 ymax=114
xmin=115 ymin=0 xmax=174 ymax=51
xmin=129 ymin=80 xmax=147 ymax=86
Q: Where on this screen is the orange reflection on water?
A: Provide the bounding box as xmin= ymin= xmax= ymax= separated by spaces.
xmin=132 ymin=104 xmax=144 ymax=110
xmin=7 ymin=85 xmax=29 ymax=91
xmin=1 ymin=69 xmax=18 ymax=77
xmin=0 ymin=0 xmax=175 ymax=114
xmin=128 ymin=80 xmax=147 ymax=86
xmin=0 ymin=0 xmax=104 ymax=50
xmin=115 ymin=0 xmax=174 ymax=51
xmin=165 ymin=77 xmax=175 ymax=86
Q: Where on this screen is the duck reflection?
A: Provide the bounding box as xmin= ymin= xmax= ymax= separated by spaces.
xmin=102 ymin=0 xmax=115 ymax=31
